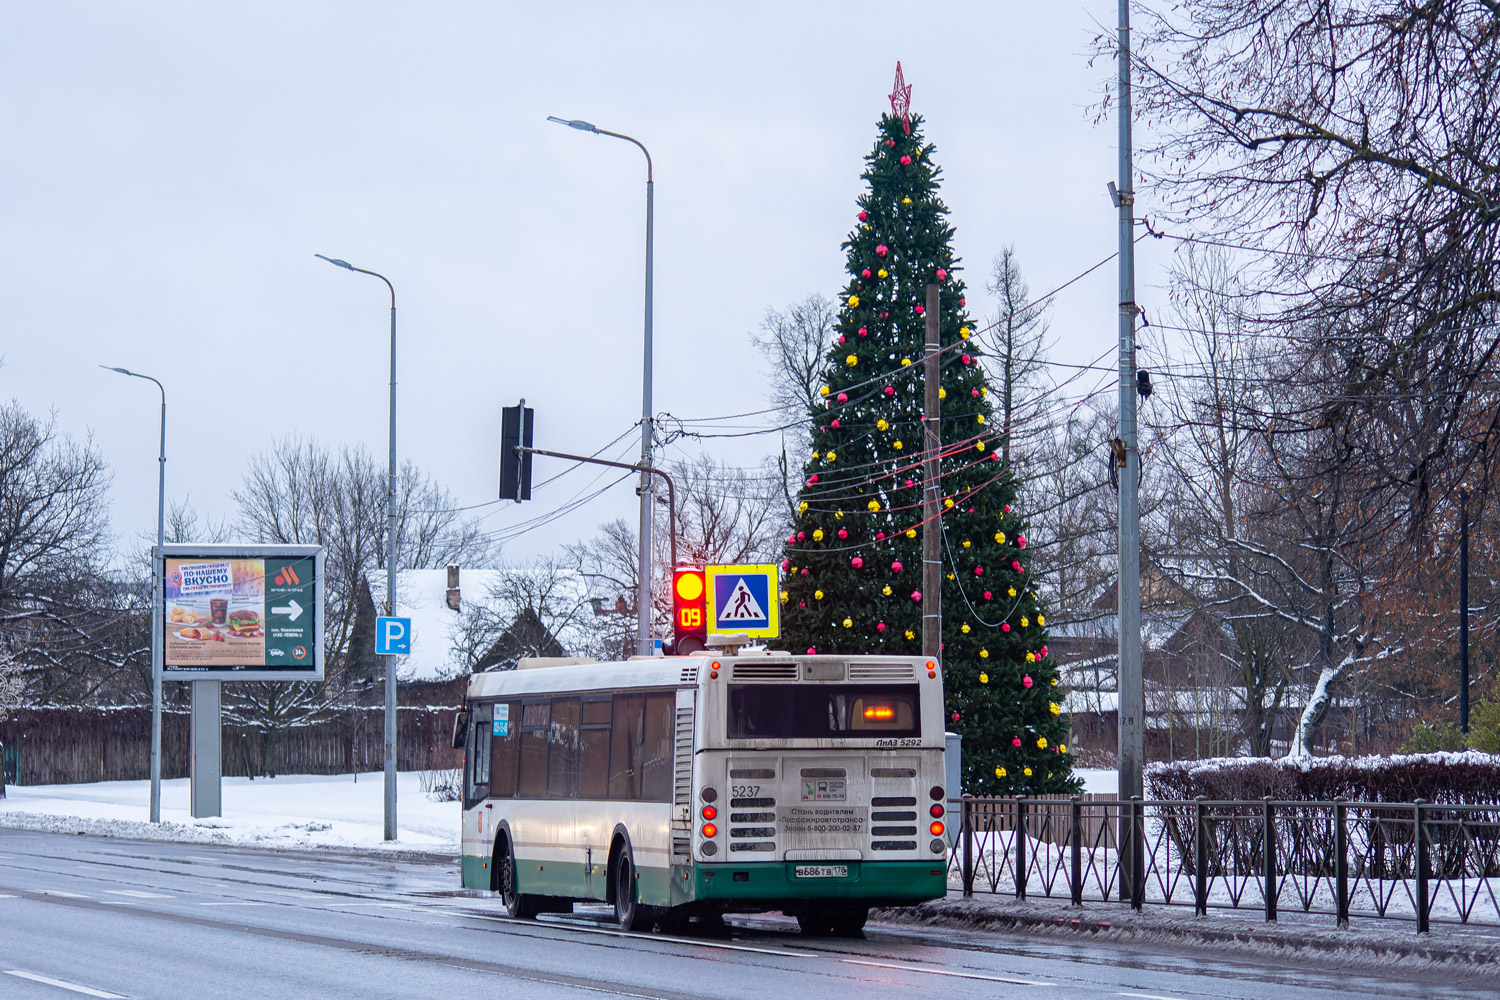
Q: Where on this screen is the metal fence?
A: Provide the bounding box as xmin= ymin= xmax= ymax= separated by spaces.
xmin=946 ymin=795 xmax=1500 ymax=933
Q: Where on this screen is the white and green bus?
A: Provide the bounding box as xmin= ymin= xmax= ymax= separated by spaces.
xmin=457 ymin=650 xmax=948 ymax=935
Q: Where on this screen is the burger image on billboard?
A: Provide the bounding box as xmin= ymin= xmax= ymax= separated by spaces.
xmin=228 ymin=608 xmax=263 ymax=638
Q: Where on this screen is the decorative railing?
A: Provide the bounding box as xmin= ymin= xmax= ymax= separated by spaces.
xmin=944 ymin=795 xmax=1500 ymax=933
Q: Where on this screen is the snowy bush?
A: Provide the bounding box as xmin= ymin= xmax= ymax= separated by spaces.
xmin=1146 ymin=752 xmax=1500 ymax=805
xmin=419 ymin=768 xmax=462 ymax=802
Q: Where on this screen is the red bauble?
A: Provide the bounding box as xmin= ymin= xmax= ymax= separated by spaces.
xmin=851 ymin=557 xmax=864 ymax=570
xmin=808 ymin=647 xmax=817 ymax=655
xmin=876 ymin=531 xmax=886 ymax=540
xmin=837 ymin=335 xmax=846 ymax=344
xmin=904 ymin=479 xmax=914 ymax=488
xmin=971 ymin=388 xmax=980 ymax=398
xmin=1005 ymin=504 xmax=1012 ymax=513
xmin=1013 ymin=737 xmax=1023 ymax=747
xmin=858 ymin=326 xmax=868 ymax=337
xmin=974 ymin=566 xmax=984 ymax=576
xmin=884 ymin=386 xmax=895 ymax=396
xmin=797 ymin=531 xmax=805 ymax=541
xmin=837 ymin=528 xmax=848 ymax=539
xmin=936 ymin=268 xmax=947 ymax=280
xmin=983 ymin=590 xmax=993 ymax=600
xmin=862 ymin=268 xmax=871 ymax=279
xmin=837 ymin=392 xmax=848 ymax=403
xmin=1018 ymin=536 xmax=1027 ymax=549
xmin=800 ymin=568 xmax=808 ymax=576
xmin=914 ymin=304 xmax=925 ymax=315
xmin=876 ymin=244 xmax=889 ymax=257
xmin=1002 ymin=623 xmax=1011 ymax=632
xmin=807 ymin=474 xmax=818 ymax=485
xmin=911 ymin=590 xmax=922 ymax=602
xmin=1040 ymin=645 xmax=1049 ymax=657
xmin=831 ymin=419 xmax=840 ymax=428
xmin=900 ymin=155 xmax=911 ymax=165
xmin=961 ymin=354 xmax=972 ymax=365
xmin=858 ymin=210 xmax=868 ymax=221
xmin=781 ymin=559 xmax=789 ymax=570
xmin=1023 ymin=675 xmax=1034 ymax=689
xmin=1013 ymin=560 xmax=1023 ymax=573
xmin=960 ymin=297 xmax=966 ymax=307
xmin=877 ymin=622 xmax=887 ymax=632
xmin=891 ymin=560 xmax=903 ymax=573
xmin=886 ymin=139 xmax=896 ymax=148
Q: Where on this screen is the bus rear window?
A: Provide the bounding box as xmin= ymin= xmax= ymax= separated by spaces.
xmin=727 ymin=684 xmax=921 ymax=740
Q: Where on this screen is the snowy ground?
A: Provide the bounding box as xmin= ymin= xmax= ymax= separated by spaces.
xmin=0 ymin=768 xmax=1122 ymax=854
xmin=0 ymin=771 xmax=462 ymax=853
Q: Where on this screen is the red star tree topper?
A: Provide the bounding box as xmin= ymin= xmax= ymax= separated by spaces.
xmin=889 ymin=61 xmax=912 ymax=134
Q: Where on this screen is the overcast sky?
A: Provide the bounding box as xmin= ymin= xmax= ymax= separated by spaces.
xmin=1 ymin=2 xmax=1178 ymax=567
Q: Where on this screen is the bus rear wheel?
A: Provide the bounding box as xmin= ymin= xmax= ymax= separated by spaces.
xmin=498 ymin=837 xmax=539 ymax=920
xmin=612 ymin=842 xmax=653 ymax=932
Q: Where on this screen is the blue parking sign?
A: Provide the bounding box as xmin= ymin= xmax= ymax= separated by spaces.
xmin=375 ymin=616 xmax=412 ymax=655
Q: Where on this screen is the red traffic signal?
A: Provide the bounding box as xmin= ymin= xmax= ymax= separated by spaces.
xmin=672 ymin=566 xmax=707 ymax=655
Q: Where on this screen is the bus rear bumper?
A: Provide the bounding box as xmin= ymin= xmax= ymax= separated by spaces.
xmin=691 ymin=860 xmax=946 ymax=904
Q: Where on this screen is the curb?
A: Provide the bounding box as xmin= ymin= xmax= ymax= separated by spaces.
xmin=881 ymin=897 xmax=1500 ymax=973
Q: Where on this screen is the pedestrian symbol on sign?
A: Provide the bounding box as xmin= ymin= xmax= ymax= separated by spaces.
xmin=721 ymin=579 xmax=767 ymax=622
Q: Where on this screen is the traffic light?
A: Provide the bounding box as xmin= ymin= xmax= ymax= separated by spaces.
xmin=672 ymin=565 xmax=707 ymax=655
xmin=500 ymin=403 xmax=534 ymax=501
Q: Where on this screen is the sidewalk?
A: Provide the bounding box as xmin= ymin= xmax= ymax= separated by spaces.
xmin=885 ymin=890 xmax=1500 ymax=975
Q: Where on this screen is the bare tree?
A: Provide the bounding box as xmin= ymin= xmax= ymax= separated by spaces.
xmin=981 ymin=246 xmax=1053 ymax=468
xmin=454 ymin=557 xmax=607 ymax=670
xmin=752 ymin=294 xmax=838 ymax=435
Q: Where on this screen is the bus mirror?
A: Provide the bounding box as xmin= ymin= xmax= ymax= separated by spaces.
xmin=452 ymin=709 xmax=471 ymax=749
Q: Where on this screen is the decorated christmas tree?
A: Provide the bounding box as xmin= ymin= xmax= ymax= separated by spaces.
xmin=779 ymin=68 xmax=1076 ymax=796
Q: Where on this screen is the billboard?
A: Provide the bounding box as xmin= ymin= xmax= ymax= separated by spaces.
xmin=159 ymin=544 xmax=324 ymax=681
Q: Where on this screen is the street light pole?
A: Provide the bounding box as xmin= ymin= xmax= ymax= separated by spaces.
xmin=101 ymin=366 xmax=165 ymax=824
xmin=316 ymin=254 xmax=399 ymax=841
xmin=547 ymin=116 xmax=657 ymax=655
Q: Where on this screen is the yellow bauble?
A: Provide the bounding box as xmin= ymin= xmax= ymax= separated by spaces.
xmin=882 ymin=585 xmax=893 ymax=596
xmin=846 ymin=354 xmax=858 ymax=366
xmin=902 ymin=196 xmax=912 ymax=204
xmin=959 ymin=326 xmax=970 ymax=338
xmin=977 ymin=442 xmax=986 ymax=452
xmin=812 ymin=529 xmax=824 ymax=541
xmin=878 ymin=268 xmax=888 ymax=279
xmin=876 ymin=418 xmax=889 ymax=431
xmin=980 ymin=649 xmax=989 ymax=659
xmin=981 ymin=387 xmax=987 ymax=397
xmin=938 ymin=387 xmax=946 ymax=400
xmin=863 ymin=224 xmax=871 ymax=231
xmin=814 ymin=590 xmax=824 ymax=600
xmin=901 ymin=358 xmax=911 ymax=367
xmin=835 ymin=510 xmax=843 ymax=519
xmin=905 ymin=629 xmax=915 ymax=640
xmin=995 ymin=766 xmax=1006 ymax=778
xmin=1059 ymin=743 xmax=1067 ymax=753
xmin=1024 ymin=767 xmax=1033 ymax=776
xmin=842 ymin=618 xmax=852 ymax=628
xmin=961 ymin=623 xmax=971 ymax=634
xmin=820 ymin=385 xmax=830 ymax=397
xmin=812 ymin=451 xmax=820 ymax=459
xmin=944 ymin=498 xmax=954 ymax=508
xmin=848 ymin=295 xmax=860 ymax=308
xmin=1038 ymin=615 xmax=1046 ymax=626
xmin=962 ymin=539 xmax=971 ymax=548
xmin=1021 ymin=616 xmax=1029 ymax=627
xmin=977 ymin=414 xmax=986 ymax=425
xmin=946 ymin=572 xmax=954 ymax=580
xmin=1008 ymin=587 xmax=1017 ymax=597
xmin=798 ymin=502 xmax=808 ymax=512
xmin=1037 ymin=737 xmax=1048 ymax=749
xmin=827 ymin=451 xmax=836 ymax=461
xmin=867 ymin=500 xmax=881 ymax=512
xmin=780 ymin=590 xmax=789 ymax=603
xmin=905 ymin=528 xmax=917 ymax=539
xmin=1026 ymin=652 xmax=1037 ymax=662
xmin=979 ymin=672 xmax=989 ymax=684
xmin=1050 ymin=702 xmax=1061 ymax=715
xmin=893 ymin=440 xmax=903 ymax=450
xmin=995 ymin=531 xmax=1006 ymax=544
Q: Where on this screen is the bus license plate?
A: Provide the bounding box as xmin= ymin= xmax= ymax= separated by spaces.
xmin=794 ymin=865 xmax=848 ymax=879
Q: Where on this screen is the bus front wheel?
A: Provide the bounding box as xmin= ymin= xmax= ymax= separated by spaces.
xmin=498 ymin=836 xmax=539 ymax=920
xmin=612 ymin=840 xmax=653 ymax=932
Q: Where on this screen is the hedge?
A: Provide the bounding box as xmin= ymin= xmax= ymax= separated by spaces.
xmin=1144 ymin=752 xmax=1500 ymax=804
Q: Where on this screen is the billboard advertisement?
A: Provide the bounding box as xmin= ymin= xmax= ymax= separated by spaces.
xmin=159 ymin=544 xmax=324 ymax=681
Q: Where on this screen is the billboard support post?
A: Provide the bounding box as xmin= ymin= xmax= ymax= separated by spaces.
xmin=190 ymin=680 xmax=222 ymax=818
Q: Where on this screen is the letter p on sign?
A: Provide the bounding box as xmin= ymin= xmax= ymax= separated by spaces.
xmin=375 ymin=616 xmax=412 ymax=656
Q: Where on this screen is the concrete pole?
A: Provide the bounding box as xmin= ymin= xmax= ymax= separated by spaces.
xmin=385 ymin=297 xmax=398 ymax=841
xmin=922 ymin=284 xmax=942 ymax=660
xmin=1115 ymin=0 xmax=1145 ymax=902
xmin=636 ymin=174 xmax=656 ymax=654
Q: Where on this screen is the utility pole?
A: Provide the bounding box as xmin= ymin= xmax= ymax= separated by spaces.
xmin=1461 ymin=489 xmax=1470 ymax=733
xmin=1115 ymin=0 xmax=1145 ymax=905
xmin=922 ymin=284 xmax=942 ymax=660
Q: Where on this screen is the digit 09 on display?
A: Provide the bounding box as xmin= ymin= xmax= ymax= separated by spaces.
xmin=672 ymin=565 xmax=707 ymax=654
xmin=159 ymin=543 xmax=325 ymax=681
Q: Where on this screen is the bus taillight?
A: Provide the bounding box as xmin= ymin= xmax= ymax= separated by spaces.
xmin=929 ymin=820 xmax=945 ymax=836
xmin=702 ymin=823 xmax=718 ymax=839
xmin=701 ymin=805 xmax=717 ymax=821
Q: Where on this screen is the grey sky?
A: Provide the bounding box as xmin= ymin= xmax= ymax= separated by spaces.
xmin=1 ymin=2 xmax=1174 ymax=565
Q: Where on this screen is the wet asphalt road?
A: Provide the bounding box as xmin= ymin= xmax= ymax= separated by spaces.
xmin=0 ymin=829 xmax=1491 ymax=1000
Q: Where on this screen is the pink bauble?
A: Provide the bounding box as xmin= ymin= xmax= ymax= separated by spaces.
xmin=799 ymin=601 xmax=805 ymax=607
xmin=831 ymin=419 xmax=840 ymax=428
xmin=1040 ymin=645 xmax=1048 ymax=657
xmin=951 ymin=711 xmax=961 ymax=722
xmin=936 ymin=268 xmax=947 ymax=280
xmin=859 ymin=210 xmax=868 ymax=221
xmin=858 ymin=326 xmax=868 ymax=337
xmin=1023 ymin=675 xmax=1034 ymax=689
xmin=974 ymin=566 xmax=984 ymax=576
xmin=884 ymin=386 xmax=895 ymax=396
xmin=961 ymin=354 xmax=972 ymax=365
xmin=787 ymin=534 xmax=796 ymax=544
xmin=1013 ymin=737 xmax=1023 ymax=747
xmin=807 ymin=474 xmax=818 ymax=485
xmin=881 ymin=311 xmax=889 ymax=318
xmin=876 ymin=244 xmax=889 ymax=257
xmin=800 ymin=568 xmax=808 ymax=576
xmin=877 ymin=622 xmax=887 ymax=632
xmin=886 ymin=139 xmax=896 ymax=148
xmin=837 ymin=528 xmax=847 ymax=539
xmin=900 ymin=155 xmax=911 ymax=165
xmin=911 ymin=590 xmax=922 ymax=602
xmin=1018 ymin=536 xmax=1027 ymax=549
xmin=891 ymin=560 xmax=903 ymax=573
xmin=808 ymin=647 xmax=817 ymax=655
xmin=851 ymin=556 xmax=864 ymax=569
xmin=1002 ymin=623 xmax=1011 ymax=633
xmin=1012 ymin=560 xmax=1022 ymax=572
xmin=781 ymin=559 xmax=789 ymax=570
xmin=960 ymin=297 xmax=966 ymax=307
xmin=875 ymin=531 xmax=886 ymax=540
xmin=861 ymin=268 xmax=871 ymax=279
xmin=797 ymin=531 xmax=805 ymax=541
xmin=968 ymin=507 xmax=974 ymax=513
xmin=983 ymin=590 xmax=993 ymax=600
xmin=1005 ymin=504 xmax=1012 ymax=513
xmin=904 ymin=479 xmax=915 ymax=488
xmin=819 ymin=425 xmax=827 ymax=433
xmin=971 ymin=388 xmax=980 ymax=398
xmin=837 ymin=335 xmax=846 ymax=344
xmin=837 ymin=392 xmax=848 ymax=403
xmin=993 ymin=453 xmax=1002 ymax=462
xmin=914 ymin=304 xmax=925 ymax=315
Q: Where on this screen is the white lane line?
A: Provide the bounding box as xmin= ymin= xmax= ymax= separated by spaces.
xmin=471 ymin=913 xmax=808 ymax=957
xmin=97 ymin=902 xmax=135 ymax=906
xmin=4 ymin=970 xmax=127 ymax=998
xmin=0 ymin=893 xmax=15 ymax=899
xmin=43 ymin=891 xmax=89 ymax=899
xmin=841 ymin=958 xmax=1053 ymax=986
xmin=1120 ymin=993 xmax=1190 ymax=1000
xmin=200 ymin=901 xmax=266 ymax=907
xmin=103 ymin=890 xmax=172 ymax=899
xmin=181 ymin=856 xmax=218 ymax=862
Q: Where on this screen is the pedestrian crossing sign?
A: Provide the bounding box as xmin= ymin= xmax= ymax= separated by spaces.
xmin=705 ymin=563 xmax=780 ymax=639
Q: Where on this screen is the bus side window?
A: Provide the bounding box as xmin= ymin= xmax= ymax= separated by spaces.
xmin=609 ymin=694 xmax=645 ymax=800
xmin=518 ymin=700 xmax=550 ymax=798
xmin=548 ymin=698 xmax=581 ymax=798
xmin=641 ymin=693 xmax=675 ymax=802
xmin=467 ymin=703 xmax=492 ymax=807
xmin=490 ymin=701 xmax=519 ymax=798
xmin=578 ymin=697 xmax=611 ymax=799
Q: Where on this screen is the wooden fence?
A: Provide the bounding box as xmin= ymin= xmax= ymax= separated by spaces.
xmin=0 ymin=706 xmax=462 ymax=786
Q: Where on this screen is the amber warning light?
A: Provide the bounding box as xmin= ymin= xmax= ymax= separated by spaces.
xmin=863 ymin=705 xmax=896 ymax=720
xmin=672 ymin=566 xmax=708 ymax=655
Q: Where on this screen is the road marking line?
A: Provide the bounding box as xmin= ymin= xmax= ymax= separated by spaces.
xmin=1120 ymin=993 xmax=1190 ymax=1000
xmin=44 ymin=891 xmax=89 ymax=899
xmin=97 ymin=902 xmax=135 ymax=906
xmin=470 ymin=912 xmax=808 ymax=957
xmin=104 ymin=890 xmax=171 ymax=899
xmin=181 ymin=857 xmax=218 ymax=862
xmin=0 ymin=893 xmax=15 ymax=899
xmin=200 ymin=901 xmax=266 ymax=906
xmin=4 ymin=970 xmax=127 ymax=998
xmin=841 ymin=959 xmax=1053 ymax=986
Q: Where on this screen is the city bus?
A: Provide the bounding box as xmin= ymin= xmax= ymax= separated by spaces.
xmin=457 ymin=649 xmax=948 ymax=935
